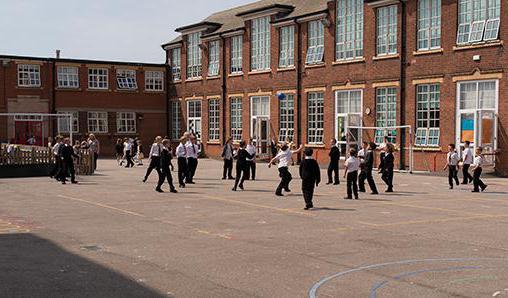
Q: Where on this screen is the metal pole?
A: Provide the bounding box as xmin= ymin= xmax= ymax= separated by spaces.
xmin=69 ymin=114 xmax=73 ymax=144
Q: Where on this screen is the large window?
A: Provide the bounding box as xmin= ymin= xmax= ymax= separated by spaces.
xmin=171 ymin=48 xmax=182 ymax=81
xmin=117 ymin=112 xmax=136 ymax=133
xmin=279 ymin=26 xmax=295 ymax=68
xmin=57 ymin=111 xmax=79 ymax=133
xmin=251 ymin=16 xmax=271 ymax=71
xmin=375 ymin=87 xmax=397 ymax=144
xmin=17 ymin=64 xmax=40 ymax=87
xmin=336 ymin=0 xmax=364 ymax=60
xmin=145 ymin=71 xmax=164 ymax=91
xmin=57 ymin=67 xmax=79 ymax=88
xmin=116 ymin=69 xmax=137 ymax=90
xmin=307 ymin=92 xmax=324 ymax=144
xmin=170 ymin=101 xmax=181 ymax=140
xmin=278 ymin=94 xmax=295 ymax=143
xmin=335 ymin=90 xmax=363 ymax=155
xmin=230 ymin=97 xmax=243 ymax=142
xmin=207 ymin=99 xmax=220 ymax=141
xmin=457 ymin=0 xmax=500 ymax=44
xmin=208 ymin=40 xmax=220 ymax=77
xmin=306 ymin=20 xmax=325 ymax=65
xmin=187 ymin=32 xmax=202 ymax=79
xmin=88 ymin=68 xmax=108 ymax=89
xmin=187 ymin=100 xmax=202 ymax=139
xmin=231 ymin=35 xmax=243 ymax=74
xmin=415 ymin=84 xmax=440 ymax=146
xmin=87 ymin=111 xmax=108 ymax=133
xmin=417 ymin=0 xmax=441 ymax=50
xmin=376 ymin=5 xmax=398 ymax=56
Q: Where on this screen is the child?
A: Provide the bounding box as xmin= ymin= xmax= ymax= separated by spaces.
xmin=381 ymin=143 xmax=395 ymax=193
xmin=357 ymin=141 xmax=368 ymax=192
xmin=143 ymin=136 xmax=163 ymax=182
xmin=444 ymin=144 xmax=460 ymax=189
xmin=115 ymin=138 xmax=124 ymax=166
xmin=299 ymin=147 xmax=321 ymax=210
xmin=221 ymin=138 xmax=234 ymax=180
xmin=269 ymin=142 xmax=304 ymax=197
xmin=175 ymin=136 xmax=188 ymax=188
xmin=344 ymin=148 xmax=360 ymax=200
xmin=461 ymin=141 xmax=474 ymax=184
xmin=232 ymin=140 xmax=254 ymax=191
xmin=156 ymin=139 xmax=177 ymax=193
xmin=471 ymin=146 xmax=487 ymax=192
xmin=327 ymin=138 xmax=340 ymax=185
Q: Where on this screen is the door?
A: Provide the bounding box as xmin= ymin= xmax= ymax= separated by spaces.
xmin=15 ymin=121 xmax=43 ymax=146
xmin=336 ymin=114 xmax=362 ymax=157
xmin=255 ymin=117 xmax=270 ymax=156
xmin=478 ymin=110 xmax=497 ymax=164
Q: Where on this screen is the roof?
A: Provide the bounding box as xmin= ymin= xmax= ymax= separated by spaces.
xmin=0 ymin=54 xmax=165 ymax=67
xmin=162 ymin=0 xmax=329 ymax=46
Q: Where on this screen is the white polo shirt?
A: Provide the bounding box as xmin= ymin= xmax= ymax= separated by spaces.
xmin=473 ymin=155 xmax=484 ymax=167
xmin=447 ymin=152 xmax=460 ymax=166
xmin=149 ymin=143 xmax=162 ymax=157
xmin=246 ymin=144 xmax=256 ymax=161
xmin=345 ymin=156 xmax=360 ymax=173
xmin=462 ymin=147 xmax=474 ymax=165
xmin=275 ymin=149 xmax=294 ymax=168
xmin=176 ymin=143 xmax=187 ymax=158
xmin=186 ymin=143 xmax=200 ymax=159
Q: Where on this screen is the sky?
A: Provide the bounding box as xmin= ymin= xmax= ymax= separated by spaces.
xmin=0 ymin=0 xmax=254 ymax=63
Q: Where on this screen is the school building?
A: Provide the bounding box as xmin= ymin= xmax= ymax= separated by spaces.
xmin=163 ymin=0 xmax=507 ymax=176
xmin=0 ymin=54 xmax=167 ymax=156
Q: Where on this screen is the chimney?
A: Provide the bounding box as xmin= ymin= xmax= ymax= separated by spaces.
xmin=55 ymin=50 xmax=61 ymax=59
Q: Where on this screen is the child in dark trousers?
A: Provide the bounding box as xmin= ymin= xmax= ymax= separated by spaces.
xmin=344 ymin=148 xmax=360 ymax=200
xmin=156 ymin=139 xmax=177 ymax=193
xmin=299 ymin=148 xmax=321 ymax=210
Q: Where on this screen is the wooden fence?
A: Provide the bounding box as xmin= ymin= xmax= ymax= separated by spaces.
xmin=0 ymin=144 xmax=95 ymax=175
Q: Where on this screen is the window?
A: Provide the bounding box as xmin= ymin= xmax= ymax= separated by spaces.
xmin=187 ymin=100 xmax=202 ymax=139
xmin=231 ymin=35 xmax=243 ymax=74
xmin=170 ymin=101 xmax=181 ymax=140
xmin=208 ymin=99 xmax=220 ymax=141
xmin=417 ymin=0 xmax=441 ymax=50
xmin=208 ymin=40 xmax=220 ymax=77
xmin=145 ymin=71 xmax=164 ymax=91
xmin=415 ymin=84 xmax=440 ymax=146
xmin=87 ymin=112 xmax=108 ymax=133
xmin=457 ymin=0 xmax=500 ymax=44
xmin=279 ymin=26 xmax=295 ymax=68
xmin=171 ymin=48 xmax=182 ymax=81
xmin=307 ymin=92 xmax=324 ymax=144
xmin=57 ymin=111 xmax=79 ymax=133
xmin=230 ymin=97 xmax=243 ymax=142
xmin=306 ymin=20 xmax=325 ymax=65
xmin=187 ymin=32 xmax=202 ymax=79
xmin=336 ymin=0 xmax=364 ymax=60
xmin=57 ymin=67 xmax=79 ymax=88
xmin=116 ymin=69 xmax=137 ymax=90
xmin=335 ymin=90 xmax=363 ymax=154
xmin=251 ymin=16 xmax=271 ymax=71
xmin=88 ymin=68 xmax=108 ymax=89
xmin=117 ymin=112 xmax=136 ymax=133
xmin=17 ymin=64 xmax=40 ymax=87
xmin=459 ymin=80 xmax=496 ymax=110
xmin=376 ymin=5 xmax=398 ymax=56
xmin=278 ymin=94 xmax=295 ymax=143
xmin=375 ymin=87 xmax=397 ymax=144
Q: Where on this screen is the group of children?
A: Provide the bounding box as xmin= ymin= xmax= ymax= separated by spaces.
xmin=49 ymin=135 xmax=80 ymax=184
xmin=115 ymin=137 xmax=143 ymax=168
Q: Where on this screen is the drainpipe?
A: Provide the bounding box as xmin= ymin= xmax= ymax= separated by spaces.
xmin=51 ymin=55 xmax=57 ymax=138
xmin=296 ymin=21 xmax=303 ymax=163
xmin=399 ymin=0 xmax=407 ymax=170
xmin=165 ymin=50 xmax=171 ymax=138
xmin=220 ymin=35 xmax=227 ymax=145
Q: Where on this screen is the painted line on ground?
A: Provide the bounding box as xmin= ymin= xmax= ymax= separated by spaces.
xmin=57 ymin=195 xmax=146 ymax=217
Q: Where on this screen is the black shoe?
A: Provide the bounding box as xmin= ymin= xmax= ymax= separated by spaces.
xmin=461 ymin=182 xmax=468 ymax=185
xmin=354 ymin=196 xmax=359 ymax=200
xmin=481 ymin=185 xmax=488 ymax=192
xmin=285 ymin=189 xmax=291 ymax=192
xmin=344 ymin=197 xmax=352 ymax=200
xmin=449 ymin=186 xmax=453 ymax=190
xmin=275 ymin=193 xmax=284 ymax=197
xmin=71 ymin=181 xmax=78 ymax=184
xmin=222 ymin=177 xmax=226 ymax=180
xmin=179 ymin=184 xmax=185 ymax=188
xmin=170 ymin=189 xmax=178 ymax=193
xmin=62 ymin=181 xmax=66 ymax=185
xmin=371 ymin=191 xmax=379 ymax=195
xmin=359 ymin=189 xmax=366 ymax=193
xmin=142 ymin=178 xmax=147 ymax=183
xmin=472 ymin=190 xmax=480 ymax=193
xmin=232 ymin=188 xmax=237 ymax=191
xmin=326 ymin=182 xmax=332 ymax=185
xmin=239 ymin=184 xmax=244 ymax=190
xmin=304 ymin=206 xmax=313 ymax=210
xmin=156 ymin=188 xmax=164 ymax=193
xmin=228 ymin=176 xmax=234 ymax=180
xmin=333 ymin=182 xmax=340 ymax=185
xmin=187 ymin=181 xmax=195 ymax=184
xmin=385 ymin=188 xmax=394 ymax=193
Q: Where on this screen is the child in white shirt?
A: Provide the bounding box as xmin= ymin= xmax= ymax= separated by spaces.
xmin=443 ymin=143 xmax=460 ymax=189
xmin=344 ymin=148 xmax=360 ymax=200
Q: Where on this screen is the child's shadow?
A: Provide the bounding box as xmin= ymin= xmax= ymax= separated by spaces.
xmin=311 ymin=207 xmax=356 ymax=212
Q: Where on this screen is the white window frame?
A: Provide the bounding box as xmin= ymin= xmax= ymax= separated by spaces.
xmin=116 ymin=112 xmax=136 ymax=133
xmin=88 ymin=68 xmax=109 ymax=90
xmin=278 ymin=93 xmax=295 ymax=143
xmin=307 ymin=92 xmax=325 ymax=145
xmin=187 ymin=32 xmax=202 ymax=79
xmin=251 ymin=16 xmax=271 ymax=71
xmin=116 ymin=69 xmax=138 ymax=90
xmin=231 ymin=35 xmax=243 ymax=74
xmin=456 ymin=0 xmax=500 ymax=45
xmin=87 ymin=111 xmax=108 ymax=133
xmin=170 ymin=100 xmax=181 ymax=140
xmin=208 ymin=40 xmax=220 ymax=77
xmin=171 ymin=48 xmax=182 ymax=81
xmin=375 ymin=87 xmax=397 ymax=144
xmin=376 ymin=5 xmax=398 ymax=56
xmin=279 ymin=26 xmax=295 ymax=68
xmin=336 ymin=0 xmax=364 ymax=61
xmin=306 ymin=20 xmax=325 ymax=65
xmin=187 ymin=100 xmax=202 ymax=139
xmin=57 ymin=111 xmax=79 ymax=133
xmin=57 ymin=66 xmax=79 ymax=89
xmin=415 ymin=84 xmax=441 ymax=147
xmin=484 ymin=18 xmax=500 ymax=41
xmin=208 ymin=98 xmax=220 ymax=141
xmin=335 ymin=89 xmax=363 ymax=151
xmin=230 ymin=97 xmax=243 ymax=142
xmin=145 ymin=70 xmax=164 ymax=91
xmin=417 ymin=0 xmax=441 ymax=51
xmin=17 ymin=64 xmax=41 ymax=87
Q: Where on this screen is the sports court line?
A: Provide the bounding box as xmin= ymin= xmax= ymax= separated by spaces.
xmin=378 ymin=201 xmax=488 ymax=217
xmin=57 ymin=195 xmax=146 ymax=217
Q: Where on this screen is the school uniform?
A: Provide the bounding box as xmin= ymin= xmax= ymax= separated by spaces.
xmin=156 ymin=147 xmax=176 ymax=192
xmin=245 ymin=144 xmax=257 ymax=180
xmin=115 ymin=143 xmax=124 ymax=165
xmin=299 ymin=156 xmax=321 ymax=209
xmin=59 ymin=144 xmax=79 ymax=184
xmin=233 ymin=148 xmax=253 ymax=191
xmin=378 ymin=143 xmax=387 ymax=173
xmin=358 ymin=149 xmax=379 ymax=194
xmin=185 ymin=142 xmax=200 ymax=183
xmin=221 ymin=143 xmax=234 ymax=179
xmin=124 ymin=141 xmax=135 ymax=168
xmin=472 ymin=155 xmax=487 ymax=192
xmin=327 ymin=145 xmax=340 ymax=184
xmin=88 ymin=139 xmax=100 ymax=171
xmin=176 ymin=143 xmax=187 ymax=187
xmin=49 ymin=142 xmax=63 ymax=179
xmin=461 ymin=147 xmax=474 ymax=184
xmin=381 ymin=152 xmax=394 ymax=192
xmin=447 ymin=151 xmax=460 ymax=188
xmin=143 ymin=143 xmax=163 ymax=182
xmin=357 ymin=149 xmax=366 ymax=192
xmin=274 ymin=149 xmax=294 ymax=196
xmin=345 ymin=156 xmax=360 ymax=199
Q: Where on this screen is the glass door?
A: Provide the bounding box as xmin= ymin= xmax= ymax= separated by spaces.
xmin=335 ymin=90 xmax=363 ymax=157
xmin=255 ymin=117 xmax=270 ymax=156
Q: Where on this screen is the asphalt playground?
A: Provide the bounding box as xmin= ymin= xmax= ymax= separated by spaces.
xmin=1 ymin=158 xmax=508 ymax=297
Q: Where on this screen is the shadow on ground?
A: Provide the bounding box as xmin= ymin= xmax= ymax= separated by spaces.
xmin=0 ymin=233 xmax=167 ymax=297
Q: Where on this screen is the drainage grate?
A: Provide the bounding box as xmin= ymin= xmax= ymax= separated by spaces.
xmin=80 ymin=245 xmax=103 ymax=251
